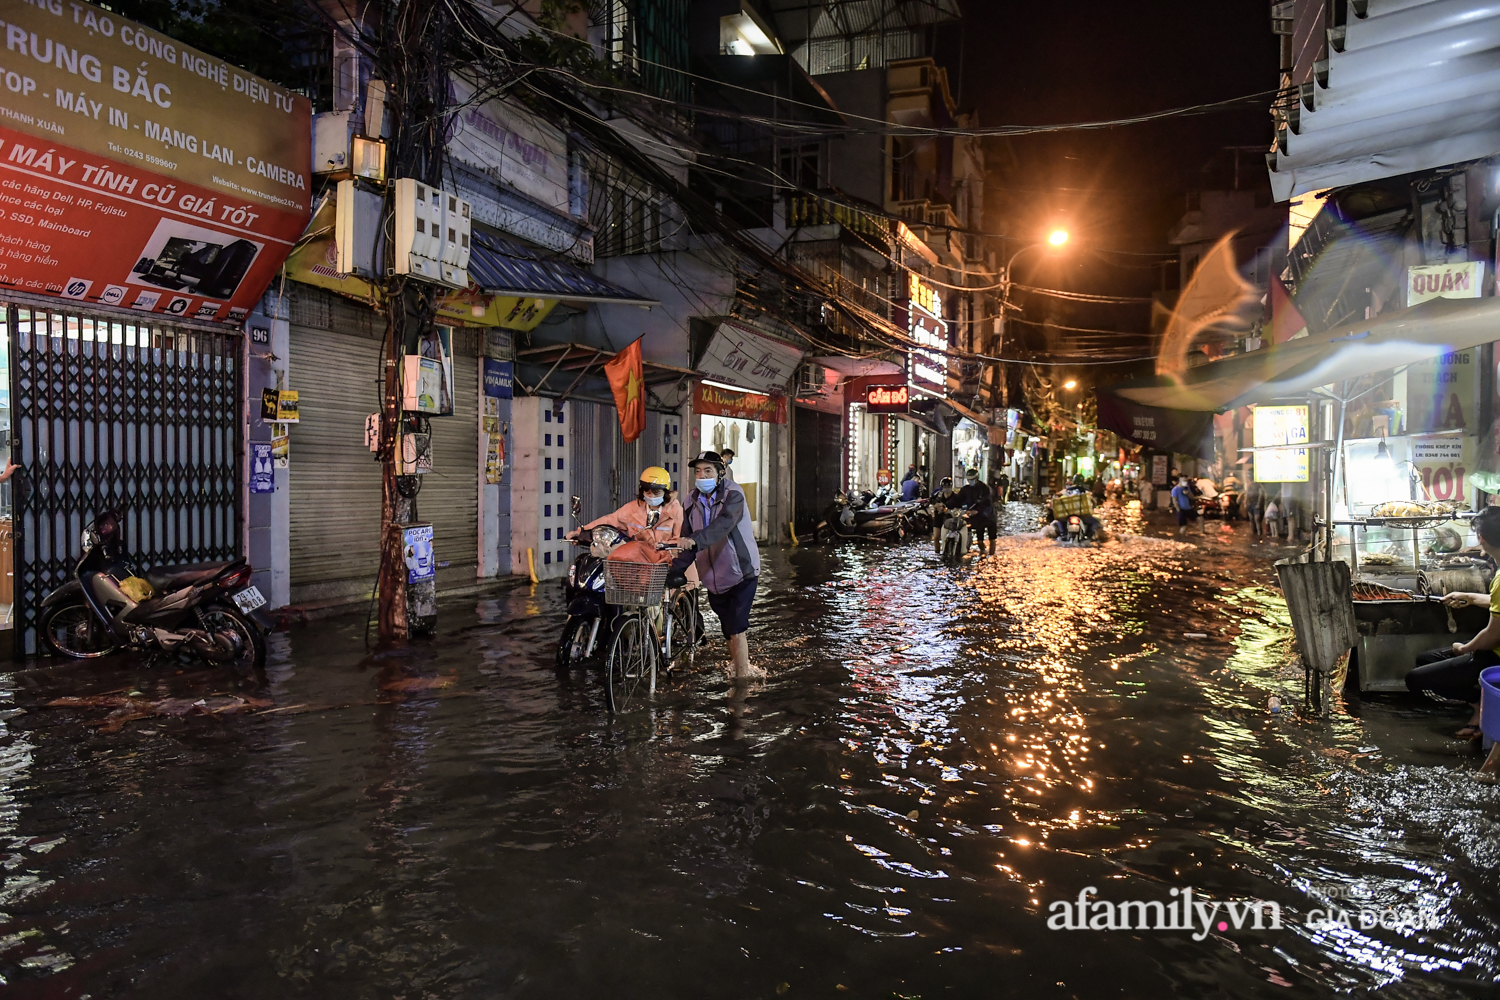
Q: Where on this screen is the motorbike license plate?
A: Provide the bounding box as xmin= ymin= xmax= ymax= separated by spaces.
xmin=232 ymin=586 xmax=266 ymax=613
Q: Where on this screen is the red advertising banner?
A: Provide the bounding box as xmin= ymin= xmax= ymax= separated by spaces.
xmin=0 ymin=125 xmax=305 ymax=322
xmin=865 ymin=383 xmax=909 ymax=413
xmin=696 ymin=382 xmax=787 ymax=424
xmin=0 ymin=0 xmax=311 ymax=323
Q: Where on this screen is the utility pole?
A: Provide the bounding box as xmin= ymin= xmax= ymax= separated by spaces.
xmin=366 ymin=0 xmax=448 ymax=640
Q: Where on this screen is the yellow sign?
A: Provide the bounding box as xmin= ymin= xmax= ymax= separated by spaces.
xmin=0 ymin=0 xmax=311 ymax=214
xmin=907 ymin=272 xmax=941 ymax=318
xmin=434 ymin=291 xmax=557 ymax=330
xmin=1252 ymin=405 xmax=1309 ymax=483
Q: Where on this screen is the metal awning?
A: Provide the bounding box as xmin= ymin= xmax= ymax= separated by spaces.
xmin=1269 ymin=0 xmax=1500 ymax=199
xmin=514 ymin=342 xmax=696 ymax=397
xmin=468 ymin=230 xmax=657 ymax=306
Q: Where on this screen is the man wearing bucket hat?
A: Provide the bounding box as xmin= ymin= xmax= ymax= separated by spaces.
xmin=672 ymin=450 xmax=763 ymax=681
xmin=1407 ymin=505 xmax=1500 ymax=739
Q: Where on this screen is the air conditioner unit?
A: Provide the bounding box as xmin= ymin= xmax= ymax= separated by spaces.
xmin=393 ymin=179 xmax=470 ymax=288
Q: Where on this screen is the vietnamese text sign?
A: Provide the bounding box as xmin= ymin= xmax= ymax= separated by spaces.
xmin=1253 ymin=405 xmax=1310 ymax=483
xmin=0 ymin=0 xmax=311 ymax=320
xmin=865 ymin=383 xmax=909 ymax=414
xmin=483 ymin=358 xmax=513 ymax=398
xmin=1413 ymin=434 xmax=1474 ymax=507
xmin=1408 ymin=348 xmax=1478 ymax=434
xmin=448 ymin=76 xmax=568 ymax=215
xmin=1408 ymin=262 xmax=1484 ymax=306
xmin=695 ymin=381 xmax=786 ymax=424
xmin=699 ymin=320 xmax=803 ymax=394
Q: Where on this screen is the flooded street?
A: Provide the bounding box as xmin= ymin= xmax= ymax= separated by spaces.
xmin=0 ymin=501 xmax=1497 ymax=999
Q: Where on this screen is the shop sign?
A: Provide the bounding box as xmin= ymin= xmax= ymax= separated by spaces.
xmin=249 ymin=442 xmax=274 ymax=494
xmin=1152 ymin=454 xmax=1170 ymax=485
xmin=698 ymin=320 xmax=803 ymax=394
xmin=260 ymin=389 xmax=299 ymax=423
xmin=448 ymin=77 xmax=569 ymax=215
xmin=1407 ymin=348 xmax=1478 ymax=434
xmin=0 ymin=1 xmax=312 ymax=322
xmin=1413 ymin=435 xmax=1473 ymax=507
xmin=865 ymin=384 xmax=909 ymax=413
xmin=435 ymin=290 xmax=557 ymax=330
xmin=483 ymin=358 xmax=514 ymax=399
xmin=696 ymin=382 xmax=787 ymax=424
xmin=1252 ymin=404 xmax=1309 ymax=483
xmin=876 ymin=468 xmax=892 ymax=486
xmin=1407 ymin=262 xmax=1484 ymax=306
xmin=904 ymin=272 xmax=948 ymax=391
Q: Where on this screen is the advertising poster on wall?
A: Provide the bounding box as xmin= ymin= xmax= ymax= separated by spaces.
xmin=695 ymin=381 xmax=787 ymax=423
xmin=0 ymin=0 xmax=311 ymax=322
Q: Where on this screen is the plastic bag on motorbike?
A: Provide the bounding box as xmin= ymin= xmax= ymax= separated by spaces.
xmin=119 ymin=576 xmax=155 ymax=603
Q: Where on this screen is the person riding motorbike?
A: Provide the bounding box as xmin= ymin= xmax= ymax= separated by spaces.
xmin=1049 ymin=474 xmax=1103 ymax=541
xmin=956 ymin=468 xmax=997 ymax=556
xmin=566 ymin=466 xmax=683 ymax=547
xmin=929 ymin=476 xmax=958 ymax=554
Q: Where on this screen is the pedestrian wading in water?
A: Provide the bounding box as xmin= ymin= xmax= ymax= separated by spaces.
xmin=672 ymin=451 xmax=763 ymax=681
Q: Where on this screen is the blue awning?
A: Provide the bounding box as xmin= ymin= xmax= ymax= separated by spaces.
xmin=468 ymin=230 xmax=656 ymax=305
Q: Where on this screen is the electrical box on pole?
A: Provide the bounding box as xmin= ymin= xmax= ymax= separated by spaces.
xmin=393 ymin=179 xmax=472 ymax=288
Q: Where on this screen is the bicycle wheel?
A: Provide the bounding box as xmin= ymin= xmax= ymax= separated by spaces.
xmin=606 ymin=614 xmax=655 ymax=714
xmin=665 ymin=589 xmax=699 ymax=671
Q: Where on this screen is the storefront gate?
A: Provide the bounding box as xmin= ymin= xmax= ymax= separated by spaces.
xmin=7 ymin=305 xmax=241 ymax=655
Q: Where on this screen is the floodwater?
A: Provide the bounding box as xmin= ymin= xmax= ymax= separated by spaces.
xmin=0 ymin=500 xmax=1497 ymax=998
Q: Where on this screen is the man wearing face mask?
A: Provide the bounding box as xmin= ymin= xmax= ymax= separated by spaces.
xmin=672 ymin=451 xmax=762 ymax=680
xmin=566 ymin=466 xmax=682 ymax=545
xmin=720 ymin=448 xmax=737 ymax=483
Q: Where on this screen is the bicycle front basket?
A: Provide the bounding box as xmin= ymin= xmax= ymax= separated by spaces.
xmin=603 ymin=560 xmax=670 ymax=607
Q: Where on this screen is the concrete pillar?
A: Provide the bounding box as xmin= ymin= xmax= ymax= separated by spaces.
xmin=244 ymin=294 xmax=290 ymax=609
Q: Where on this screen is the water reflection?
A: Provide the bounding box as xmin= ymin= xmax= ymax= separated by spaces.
xmin=0 ymin=513 xmax=1493 ymax=996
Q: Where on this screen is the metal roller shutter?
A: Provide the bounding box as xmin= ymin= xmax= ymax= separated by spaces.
xmin=417 ymin=339 xmax=479 ymax=587
xmin=288 ymin=325 xmax=384 ymax=602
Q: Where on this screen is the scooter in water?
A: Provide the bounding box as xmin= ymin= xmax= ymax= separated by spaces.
xmin=815 ymin=492 xmax=905 ymax=542
xmin=38 ymin=509 xmax=271 ymax=666
xmin=556 ymin=508 xmax=626 ymax=669
xmin=939 ymin=506 xmax=972 ymax=563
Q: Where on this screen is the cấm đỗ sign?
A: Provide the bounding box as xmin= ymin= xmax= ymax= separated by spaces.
xmin=0 ymin=0 xmax=311 ymax=322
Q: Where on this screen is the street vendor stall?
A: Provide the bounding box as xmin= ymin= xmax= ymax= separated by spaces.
xmin=1096 ymin=296 xmax=1500 ymax=705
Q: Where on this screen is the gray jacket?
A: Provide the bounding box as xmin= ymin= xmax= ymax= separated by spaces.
xmin=685 ymin=480 xmax=759 ymax=593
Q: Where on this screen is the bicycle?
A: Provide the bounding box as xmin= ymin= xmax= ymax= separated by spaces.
xmin=603 ymin=549 xmax=701 ymax=714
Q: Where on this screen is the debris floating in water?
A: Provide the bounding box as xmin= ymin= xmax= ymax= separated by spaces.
xmin=1268 ymin=695 xmax=1282 ymax=714
xmin=1183 ymin=632 xmax=1209 ymax=639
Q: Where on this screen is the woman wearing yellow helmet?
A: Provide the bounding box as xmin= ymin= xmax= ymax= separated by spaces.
xmin=566 ymin=466 xmax=683 ymax=545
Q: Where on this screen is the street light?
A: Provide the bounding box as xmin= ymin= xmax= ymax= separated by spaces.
xmin=1063 ymin=380 xmax=1077 ymax=390
xmin=1048 ymin=228 xmax=1070 ymax=247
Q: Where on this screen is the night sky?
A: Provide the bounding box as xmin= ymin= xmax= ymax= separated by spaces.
xmin=934 ymin=1 xmax=1280 ymax=364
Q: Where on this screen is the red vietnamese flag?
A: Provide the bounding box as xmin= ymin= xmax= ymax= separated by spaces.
xmin=604 ymin=338 xmax=646 ymax=442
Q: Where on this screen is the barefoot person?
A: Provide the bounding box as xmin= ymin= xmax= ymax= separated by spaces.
xmin=1406 ymin=506 xmax=1500 ymax=738
xmin=675 ymin=451 xmax=762 ymax=681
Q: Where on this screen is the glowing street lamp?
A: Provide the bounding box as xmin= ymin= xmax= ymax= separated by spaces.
xmin=1063 ymin=380 xmax=1077 ymax=390
xmin=1048 ymin=228 xmax=1070 ymax=247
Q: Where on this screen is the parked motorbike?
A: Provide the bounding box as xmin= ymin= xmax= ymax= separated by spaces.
xmin=39 ymin=509 xmax=270 ymax=666
xmin=815 ymin=492 xmax=905 ymax=542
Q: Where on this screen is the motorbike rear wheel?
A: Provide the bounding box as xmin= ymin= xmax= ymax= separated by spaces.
xmin=200 ymin=603 xmax=267 ymax=668
xmin=40 ymin=601 xmax=118 ymax=659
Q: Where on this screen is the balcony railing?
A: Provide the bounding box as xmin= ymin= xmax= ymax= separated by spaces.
xmin=786 ymin=194 xmax=892 ymax=244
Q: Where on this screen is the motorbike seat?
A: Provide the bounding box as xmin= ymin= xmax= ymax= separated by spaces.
xmin=145 ymin=561 xmax=232 ymax=591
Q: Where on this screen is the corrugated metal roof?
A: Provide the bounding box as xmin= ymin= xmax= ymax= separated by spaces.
xmin=467 ymin=230 xmax=656 ymax=305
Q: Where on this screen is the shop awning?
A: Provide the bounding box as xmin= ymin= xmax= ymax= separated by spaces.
xmin=468 ymin=231 xmax=657 ymax=306
xmin=1107 ymin=297 xmax=1500 ymax=414
xmin=514 ymin=342 xmax=695 ymax=395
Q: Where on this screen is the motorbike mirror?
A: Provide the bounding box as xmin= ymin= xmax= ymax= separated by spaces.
xmin=570 ymin=496 xmax=581 ymax=520
xmin=646 ymin=509 xmax=660 ymax=529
